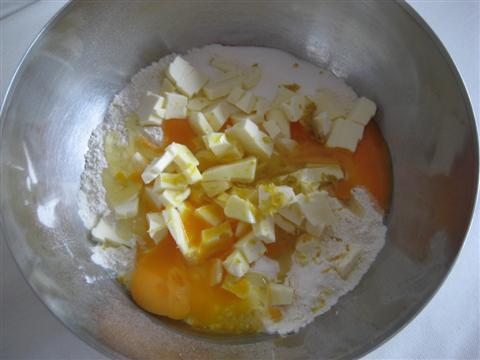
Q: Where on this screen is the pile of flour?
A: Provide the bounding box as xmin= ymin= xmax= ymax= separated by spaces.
xmin=78 ymin=45 xmax=386 ymax=334
xmin=264 ymin=188 xmax=386 ymax=334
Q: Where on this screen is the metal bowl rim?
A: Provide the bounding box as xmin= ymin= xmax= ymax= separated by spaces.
xmin=0 ymin=1 xmax=478 ymax=359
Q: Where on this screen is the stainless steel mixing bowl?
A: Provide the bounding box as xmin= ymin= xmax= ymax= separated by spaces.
xmin=1 ymin=1 xmax=478 ymax=359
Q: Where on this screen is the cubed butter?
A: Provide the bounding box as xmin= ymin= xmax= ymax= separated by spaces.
xmin=266 ymin=109 xmax=291 ymax=138
xmin=201 ymin=180 xmax=232 ymax=197
xmin=137 ymin=91 xmax=165 ymax=126
xmin=227 ymin=119 xmax=273 ymax=159
xmin=281 ymin=94 xmax=306 ymax=122
xmin=346 ymin=97 xmax=376 ymax=126
xmin=114 ymin=195 xmax=139 ymax=219
xmin=297 ymin=191 xmax=335 ymax=228
xmin=187 ymin=97 xmax=211 ymax=111
xmin=278 ymin=202 xmax=304 ymax=226
xmin=210 ymin=56 xmax=239 ymax=73
xmin=159 ymin=188 xmax=191 ymax=208
xmin=249 ymin=256 xmax=280 ymax=281
xmin=242 ymin=65 xmax=261 ymax=89
xmin=160 ymin=77 xmax=176 ymax=94
xmin=231 ymin=112 xmax=264 ymax=124
xmin=254 ymin=97 xmax=270 ymax=117
xmin=91 ymin=217 xmax=131 ymax=247
xmin=154 ymin=173 xmax=188 ymax=191
xmin=164 ymin=92 xmax=188 ymax=120
xmin=269 ymin=283 xmax=294 ymax=306
xmin=312 ymin=111 xmax=332 ymax=140
xmin=208 ymin=258 xmax=223 ymax=286
xmin=252 ymin=216 xmax=276 ymax=244
xmin=201 ymin=221 xmax=233 ymax=258
xmin=313 ymin=91 xmax=346 ymax=120
xmin=131 ymin=152 xmax=147 ymax=172
xmin=258 ymin=184 xmax=296 ymax=215
xmin=234 ymin=231 xmax=266 ymax=263
xmin=228 ymin=87 xmax=257 ymax=114
xmin=162 ymin=206 xmax=197 ymax=263
xmin=273 ymin=86 xmax=296 ymax=105
xmin=188 ymin=111 xmax=213 ymax=135
xmin=262 ymin=118 xmax=282 ymax=139
xmin=203 ymin=76 xmax=243 ymax=100
xmin=223 ymin=249 xmax=250 ymax=278
xmin=224 ymin=195 xmax=257 ymax=224
xmin=326 ymin=118 xmax=364 ymax=152
xmin=147 ymin=212 xmax=168 ymax=244
xmin=201 ymin=156 xmax=257 ymax=183
xmin=273 ymin=214 xmax=296 ymax=234
xmin=204 ymin=101 xmax=237 ymax=130
xmin=166 ymin=56 xmax=208 ymax=97
xmin=194 ymin=203 xmax=225 ymax=226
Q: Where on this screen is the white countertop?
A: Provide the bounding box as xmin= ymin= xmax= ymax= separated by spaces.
xmin=1 ymin=1 xmax=478 ymax=359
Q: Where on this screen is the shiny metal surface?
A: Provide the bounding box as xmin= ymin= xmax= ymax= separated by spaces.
xmin=0 ymin=1 xmax=477 ymax=359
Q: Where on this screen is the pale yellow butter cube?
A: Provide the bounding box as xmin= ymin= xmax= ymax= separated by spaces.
xmin=273 ymin=86 xmax=296 ymax=105
xmin=266 ymin=109 xmax=291 ymax=138
xmin=234 ymin=231 xmax=266 ymax=263
xmin=297 ymin=191 xmax=335 ymax=228
xmin=154 ymin=173 xmax=188 ymax=191
xmin=208 ymin=258 xmax=224 ymax=286
xmin=137 ymin=91 xmax=165 ymax=126
xmin=326 ymin=118 xmax=364 ymax=152
xmin=201 ymin=180 xmax=232 ymax=197
xmin=187 ymin=97 xmax=211 ymax=111
xmin=313 ymin=91 xmax=346 ymax=120
xmin=204 ymin=101 xmax=237 ymax=130
xmin=252 ymin=216 xmax=276 ymax=244
xmin=242 ymin=65 xmax=261 ymax=89
xmin=201 ymin=221 xmax=233 ymax=259
xmin=188 ymin=111 xmax=213 ymax=136
xmin=258 ymin=184 xmax=296 ymax=215
xmin=164 ymin=92 xmax=188 ymax=119
xmin=114 ymin=195 xmax=139 ymax=219
xmin=166 ymin=56 xmax=208 ymax=98
xmin=201 ymin=156 xmax=257 ymax=183
xmin=273 ymin=214 xmax=296 ymax=234
xmin=281 ymin=95 xmax=306 ymax=122
xmin=141 ymin=151 xmax=174 ymax=184
xmin=223 ymin=249 xmax=250 ymax=278
xmin=160 ymin=77 xmax=176 ymax=95
xmin=159 ymin=188 xmax=191 ymax=208
xmin=227 ymin=119 xmax=273 ymax=159
xmin=194 ymin=203 xmax=225 ymax=226
xmin=146 ymin=212 xmax=168 ymax=244
xmin=224 ymin=195 xmax=257 ymax=224
xmin=312 ymin=111 xmax=332 ymax=140
xmin=346 ymin=97 xmax=376 ymax=126
xmin=203 ymin=76 xmax=243 ymax=100
xmin=269 ymin=283 xmax=294 ymax=306
xmin=91 ymin=217 xmax=130 ymax=247
xmin=162 ymin=206 xmax=198 ymax=264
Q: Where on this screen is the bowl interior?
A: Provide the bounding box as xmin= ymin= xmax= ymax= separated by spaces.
xmin=1 ymin=1 xmax=477 ymax=359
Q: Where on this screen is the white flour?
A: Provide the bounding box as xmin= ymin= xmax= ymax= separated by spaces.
xmin=78 ymin=45 xmax=386 ymax=334
xmin=263 ymin=188 xmax=386 ymax=334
